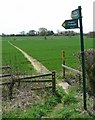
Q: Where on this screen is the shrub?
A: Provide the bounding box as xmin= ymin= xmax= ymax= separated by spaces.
xmin=76 ymin=49 xmax=95 ymax=109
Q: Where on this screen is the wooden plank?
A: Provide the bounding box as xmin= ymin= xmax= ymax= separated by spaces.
xmin=0 ymin=66 xmax=11 ymax=69
xmin=0 ymin=74 xmax=11 ymax=78
xmin=62 ymin=64 xmax=82 ymax=74
xmin=0 ymin=81 xmax=11 ymax=85
xmin=0 ymin=79 xmax=52 ymax=85
xmin=31 ymin=86 xmax=52 ymax=90
xmin=21 ymin=79 xmax=52 ymax=83
xmin=17 ymin=73 xmax=52 ymax=80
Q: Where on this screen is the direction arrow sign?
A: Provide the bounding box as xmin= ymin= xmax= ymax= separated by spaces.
xmin=62 ymin=19 xmax=79 ymax=29
xmin=71 ymin=9 xmax=79 ymax=19
xmin=62 ymin=6 xmax=87 ymax=110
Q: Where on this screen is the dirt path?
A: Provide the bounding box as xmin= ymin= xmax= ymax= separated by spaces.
xmin=2 ymin=41 xmax=70 ymax=112
xmin=58 ymin=82 xmax=69 ymax=93
xmin=8 ymin=41 xmax=50 ymax=74
xmin=8 ymin=41 xmax=69 ymax=93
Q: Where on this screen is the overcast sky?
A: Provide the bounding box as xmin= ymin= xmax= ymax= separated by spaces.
xmin=0 ymin=0 xmax=94 ymax=34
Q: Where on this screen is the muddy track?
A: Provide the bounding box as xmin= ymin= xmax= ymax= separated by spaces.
xmin=8 ymin=41 xmax=50 ymax=74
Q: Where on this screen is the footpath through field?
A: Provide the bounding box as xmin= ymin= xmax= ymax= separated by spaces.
xmin=8 ymin=41 xmax=70 ymax=93
xmin=8 ymin=41 xmax=50 ymax=74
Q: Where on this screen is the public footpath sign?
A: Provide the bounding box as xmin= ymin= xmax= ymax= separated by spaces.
xmin=71 ymin=9 xmax=80 ymax=19
xmin=62 ymin=19 xmax=78 ymax=29
xmin=62 ymin=6 xmax=87 ymax=110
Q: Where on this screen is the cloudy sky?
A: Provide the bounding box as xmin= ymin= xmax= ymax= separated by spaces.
xmin=0 ymin=0 xmax=94 ymax=34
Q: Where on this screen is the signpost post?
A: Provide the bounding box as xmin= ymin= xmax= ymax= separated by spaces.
xmin=62 ymin=6 xmax=87 ymax=110
xmin=78 ymin=6 xmax=87 ymax=110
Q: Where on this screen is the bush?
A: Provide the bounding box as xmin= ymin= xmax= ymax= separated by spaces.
xmin=78 ymin=49 xmax=95 ymax=95
xmin=76 ymin=49 xmax=95 ymax=109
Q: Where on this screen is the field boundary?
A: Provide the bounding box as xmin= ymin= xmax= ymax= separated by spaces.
xmin=1 ymin=71 xmax=56 ymax=99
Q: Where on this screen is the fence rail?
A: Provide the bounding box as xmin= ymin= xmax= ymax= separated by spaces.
xmin=0 ymin=66 xmax=12 ymax=78
xmin=1 ymin=71 xmax=56 ymax=99
xmin=62 ymin=50 xmax=82 ymax=79
xmin=0 ymin=66 xmax=11 ymax=69
xmin=62 ymin=64 xmax=82 ymax=74
xmin=0 ymin=74 xmax=11 ymax=78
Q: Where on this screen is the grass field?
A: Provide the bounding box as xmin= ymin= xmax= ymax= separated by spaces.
xmin=2 ymin=36 xmax=94 ymax=119
xmin=2 ymin=39 xmax=35 ymax=74
xmin=2 ymin=35 xmax=93 ymax=72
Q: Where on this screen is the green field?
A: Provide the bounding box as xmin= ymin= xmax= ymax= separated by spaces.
xmin=2 ymin=39 xmax=35 ymax=74
xmin=2 ymin=35 xmax=94 ymax=119
xmin=2 ymin=35 xmax=93 ymax=72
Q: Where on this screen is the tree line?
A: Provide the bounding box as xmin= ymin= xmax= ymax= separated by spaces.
xmin=1 ymin=27 xmax=95 ymax=38
xmin=2 ymin=28 xmax=54 ymax=36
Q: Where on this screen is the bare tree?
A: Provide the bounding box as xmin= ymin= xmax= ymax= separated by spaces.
xmin=28 ymin=30 xmax=36 ymax=36
xmin=20 ymin=31 xmax=25 ymax=36
xmin=39 ymin=27 xmax=48 ymax=36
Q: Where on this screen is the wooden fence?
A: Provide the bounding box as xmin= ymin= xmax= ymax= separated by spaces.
xmin=62 ymin=50 xmax=82 ymax=80
xmin=0 ymin=66 xmax=11 ymax=78
xmin=0 ymin=66 xmax=56 ymax=99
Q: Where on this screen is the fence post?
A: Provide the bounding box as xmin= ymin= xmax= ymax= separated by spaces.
xmin=62 ymin=50 xmax=65 ymax=78
xmin=52 ymin=71 xmax=56 ymax=93
xmin=78 ymin=73 xmax=81 ymax=85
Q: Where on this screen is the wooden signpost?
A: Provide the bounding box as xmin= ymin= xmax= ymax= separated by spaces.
xmin=62 ymin=6 xmax=87 ymax=110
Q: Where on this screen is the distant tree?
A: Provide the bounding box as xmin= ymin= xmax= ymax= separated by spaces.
xmin=20 ymin=31 xmax=25 ymax=36
xmin=28 ymin=30 xmax=36 ymax=36
xmin=47 ymin=30 xmax=54 ymax=36
xmin=86 ymin=31 xmax=95 ymax=38
xmin=39 ymin=27 xmax=48 ymax=36
xmin=10 ymin=34 xmax=15 ymax=36
xmin=2 ymin=33 xmax=6 ymax=36
xmin=61 ymin=30 xmax=77 ymax=36
xmin=57 ymin=29 xmax=60 ymax=35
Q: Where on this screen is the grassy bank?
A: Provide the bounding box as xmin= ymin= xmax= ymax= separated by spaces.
xmin=2 ymin=85 xmax=95 ymax=119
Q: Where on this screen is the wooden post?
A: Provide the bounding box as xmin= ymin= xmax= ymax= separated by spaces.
xmin=78 ymin=73 xmax=81 ymax=85
xmin=9 ymin=79 xmax=15 ymax=100
xmin=62 ymin=50 xmax=65 ymax=78
xmin=52 ymin=71 xmax=56 ymax=92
